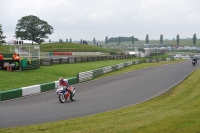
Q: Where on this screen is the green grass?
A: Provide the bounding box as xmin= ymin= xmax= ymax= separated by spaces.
xmin=1 ymin=59 xmax=200 ymax=133
xmin=0 ymin=45 xmax=10 ymax=53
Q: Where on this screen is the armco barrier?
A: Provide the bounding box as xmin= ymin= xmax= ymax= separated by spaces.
xmin=0 ymin=78 xmax=78 ymax=101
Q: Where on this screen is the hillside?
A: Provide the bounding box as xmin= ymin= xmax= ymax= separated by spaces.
xmin=0 ymin=42 xmax=120 ymax=53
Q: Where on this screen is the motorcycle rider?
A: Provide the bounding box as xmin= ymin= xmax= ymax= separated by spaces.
xmin=192 ymin=57 xmax=197 ymax=65
xmin=59 ymin=77 xmax=73 ymax=95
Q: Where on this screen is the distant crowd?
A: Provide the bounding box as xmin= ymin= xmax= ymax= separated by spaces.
xmin=14 ymin=40 xmax=23 ymax=45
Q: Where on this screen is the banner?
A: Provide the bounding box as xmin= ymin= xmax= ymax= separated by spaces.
xmin=53 ymin=52 xmax=72 ymax=56
xmin=0 ymin=60 xmax=20 ymax=70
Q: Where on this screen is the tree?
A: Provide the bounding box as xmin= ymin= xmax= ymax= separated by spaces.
xmin=80 ymin=39 xmax=83 ymax=44
xmin=15 ymin=15 xmax=53 ymax=45
xmin=0 ymin=24 xmax=6 ymax=46
xmin=59 ymin=39 xmax=63 ymax=43
xmin=105 ymin=36 xmax=108 ymax=46
xmin=132 ymin=36 xmax=134 ymax=45
xmin=176 ymin=34 xmax=180 ymax=45
xmin=118 ymin=36 xmax=121 ymax=45
xmin=107 ymin=36 xmax=139 ymax=43
xmin=160 ymin=34 xmax=163 ymax=44
xmin=93 ymin=37 xmax=96 ymax=45
xmin=193 ymin=33 xmax=197 ymax=45
xmin=146 ymin=34 xmax=149 ymax=44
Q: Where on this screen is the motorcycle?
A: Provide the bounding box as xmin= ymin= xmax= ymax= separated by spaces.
xmin=192 ymin=60 xmax=197 ymax=66
xmin=56 ymin=85 xmax=76 ymax=103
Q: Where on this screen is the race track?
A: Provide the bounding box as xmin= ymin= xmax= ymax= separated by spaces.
xmin=0 ymin=60 xmax=199 ymax=128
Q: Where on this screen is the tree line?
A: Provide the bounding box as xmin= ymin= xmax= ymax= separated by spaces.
xmin=0 ymin=15 xmax=198 ymax=46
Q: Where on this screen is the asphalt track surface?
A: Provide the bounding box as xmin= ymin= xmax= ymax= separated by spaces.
xmin=0 ymin=60 xmax=199 ymax=128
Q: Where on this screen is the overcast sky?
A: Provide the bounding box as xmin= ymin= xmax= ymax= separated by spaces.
xmin=1 ymin=0 xmax=200 ymax=42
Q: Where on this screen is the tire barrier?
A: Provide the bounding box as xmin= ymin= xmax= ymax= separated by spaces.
xmin=82 ymin=57 xmax=87 ymax=63
xmin=78 ymin=60 xmax=142 ymax=82
xmin=78 ymin=71 xmax=93 ymax=82
xmin=39 ymin=54 xmax=165 ymax=66
xmin=41 ymin=58 xmax=52 ymax=66
xmin=40 ymin=55 xmax=143 ymax=66
xmin=68 ymin=57 xmax=75 ymax=64
xmin=88 ymin=57 xmax=94 ymax=62
xmin=75 ymin=57 xmax=82 ymax=63
xmin=94 ymin=57 xmax=98 ymax=61
xmin=52 ymin=58 xmax=61 ymax=64
xmin=60 ymin=58 xmax=69 ymax=64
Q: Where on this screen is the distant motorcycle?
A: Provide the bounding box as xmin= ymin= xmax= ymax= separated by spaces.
xmin=56 ymin=85 xmax=76 ymax=103
xmin=192 ymin=60 xmax=197 ymax=66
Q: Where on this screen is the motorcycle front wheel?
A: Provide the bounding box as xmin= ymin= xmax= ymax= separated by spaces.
xmin=58 ymin=94 xmax=66 ymax=103
xmin=70 ymin=89 xmax=75 ymax=101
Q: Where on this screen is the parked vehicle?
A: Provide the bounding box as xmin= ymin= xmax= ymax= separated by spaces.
xmin=56 ymin=85 xmax=76 ymax=103
xmin=181 ymin=55 xmax=190 ymax=59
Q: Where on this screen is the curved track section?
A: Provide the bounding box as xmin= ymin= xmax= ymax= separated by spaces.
xmin=0 ymin=60 xmax=199 ymax=128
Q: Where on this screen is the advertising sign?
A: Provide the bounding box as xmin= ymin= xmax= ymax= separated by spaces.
xmin=0 ymin=60 xmax=20 ymax=70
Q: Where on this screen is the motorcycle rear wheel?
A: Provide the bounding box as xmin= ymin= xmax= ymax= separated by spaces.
xmin=58 ymin=94 xmax=66 ymax=103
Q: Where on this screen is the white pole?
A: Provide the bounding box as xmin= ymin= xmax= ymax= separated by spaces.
xmin=38 ymin=45 xmax=40 ymax=61
xmin=29 ymin=46 xmax=31 ymax=59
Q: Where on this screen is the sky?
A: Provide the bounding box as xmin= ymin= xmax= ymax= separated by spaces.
xmin=0 ymin=0 xmax=200 ymax=42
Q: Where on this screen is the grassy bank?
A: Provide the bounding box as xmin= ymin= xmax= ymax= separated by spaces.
xmin=1 ymin=59 xmax=200 ymax=133
xmin=39 ymin=43 xmax=119 ymax=52
xmin=0 ymin=42 xmax=119 ymax=53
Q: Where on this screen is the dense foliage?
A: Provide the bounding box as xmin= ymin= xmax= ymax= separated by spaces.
xmin=107 ymin=36 xmax=139 ymax=43
xmin=0 ymin=24 xmax=6 ymax=45
xmin=15 ymin=15 xmax=53 ymax=44
xmin=176 ymin=34 xmax=180 ymax=45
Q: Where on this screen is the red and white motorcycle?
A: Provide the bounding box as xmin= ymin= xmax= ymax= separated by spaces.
xmin=56 ymin=85 xmax=76 ymax=103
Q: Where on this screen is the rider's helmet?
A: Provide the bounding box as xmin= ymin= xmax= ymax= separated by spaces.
xmin=59 ymin=77 xmax=64 ymax=83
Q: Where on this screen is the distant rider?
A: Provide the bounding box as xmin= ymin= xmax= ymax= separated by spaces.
xmin=192 ymin=57 xmax=197 ymax=65
xmin=59 ymin=77 xmax=73 ymax=95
